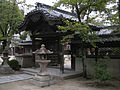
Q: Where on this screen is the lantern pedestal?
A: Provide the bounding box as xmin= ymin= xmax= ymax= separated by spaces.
xmin=32 ymin=75 xmax=55 ymax=87
xmin=32 ymin=60 xmax=55 ymax=87
xmin=36 ymin=60 xmax=51 ymax=75
xmin=0 ymin=57 xmax=14 ymax=74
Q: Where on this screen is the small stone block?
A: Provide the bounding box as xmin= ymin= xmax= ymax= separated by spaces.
xmin=30 ymin=76 xmax=56 ymax=87
xmin=33 ymin=75 xmax=52 ymax=81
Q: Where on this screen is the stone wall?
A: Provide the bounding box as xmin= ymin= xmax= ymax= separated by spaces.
xmin=15 ymin=54 xmax=33 ymax=68
xmin=75 ymin=58 xmax=120 ymax=78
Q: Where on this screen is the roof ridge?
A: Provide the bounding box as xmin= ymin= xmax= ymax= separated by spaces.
xmin=35 ymin=2 xmax=76 ymax=16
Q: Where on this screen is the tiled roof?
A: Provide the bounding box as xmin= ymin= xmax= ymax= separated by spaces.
xmin=18 ymin=3 xmax=76 ymax=30
xmin=90 ymin=37 xmax=120 ymax=43
xmin=18 ymin=3 xmax=102 ymax=31
xmin=35 ymin=3 xmax=77 ymax=20
xmin=18 ymin=40 xmax=32 ymax=46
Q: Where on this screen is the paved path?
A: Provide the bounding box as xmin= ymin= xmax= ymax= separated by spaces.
xmin=0 ymin=74 xmax=33 ymax=84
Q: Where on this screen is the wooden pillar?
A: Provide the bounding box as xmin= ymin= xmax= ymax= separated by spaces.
xmin=95 ymin=47 xmax=98 ymax=62
xmin=71 ymin=44 xmax=75 ymax=70
xmin=32 ymin=35 xmax=36 ymax=67
xmin=71 ymin=55 xmax=75 ymax=70
xmin=60 ymin=45 xmax=64 ymax=73
xmin=58 ymin=37 xmax=64 ymax=73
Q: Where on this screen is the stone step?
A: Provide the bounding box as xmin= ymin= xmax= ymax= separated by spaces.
xmin=21 ymin=68 xmax=82 ymax=80
xmin=21 ymin=68 xmax=63 ymax=79
xmin=22 ymin=70 xmax=63 ymax=80
xmin=23 ymin=71 xmax=35 ymax=76
xmin=21 ymin=68 xmax=38 ymax=73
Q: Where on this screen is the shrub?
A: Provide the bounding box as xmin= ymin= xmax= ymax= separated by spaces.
xmin=93 ymin=56 xmax=112 ymax=83
xmin=8 ymin=59 xmax=20 ymax=71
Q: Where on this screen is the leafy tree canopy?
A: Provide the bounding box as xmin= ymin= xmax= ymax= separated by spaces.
xmin=54 ymin=0 xmax=118 ymax=25
xmin=0 ymin=0 xmax=24 ymax=49
xmin=53 ymin=0 xmax=118 ymax=43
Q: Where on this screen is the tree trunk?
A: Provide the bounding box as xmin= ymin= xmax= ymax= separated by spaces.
xmin=2 ymin=40 xmax=7 ymax=51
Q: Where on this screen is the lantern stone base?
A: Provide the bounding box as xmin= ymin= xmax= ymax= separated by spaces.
xmin=31 ymin=74 xmax=56 ymax=87
xmin=0 ymin=65 xmax=14 ymax=74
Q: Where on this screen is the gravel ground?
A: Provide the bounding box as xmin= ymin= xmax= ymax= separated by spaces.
xmin=0 ymin=77 xmax=119 ymax=90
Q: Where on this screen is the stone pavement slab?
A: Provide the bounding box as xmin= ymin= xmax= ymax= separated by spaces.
xmin=0 ymin=74 xmax=33 ymax=84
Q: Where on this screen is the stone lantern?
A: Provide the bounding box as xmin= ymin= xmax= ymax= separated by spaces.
xmin=0 ymin=47 xmax=14 ymax=74
xmin=32 ymin=44 xmax=55 ymax=87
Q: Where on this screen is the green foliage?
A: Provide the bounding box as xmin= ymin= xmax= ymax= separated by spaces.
xmin=53 ymin=0 xmax=118 ymax=44
xmin=0 ymin=0 xmax=24 ymax=49
xmin=58 ymin=19 xmax=99 ymax=44
xmin=53 ymin=0 xmax=118 ymax=25
xmin=8 ymin=59 xmax=20 ymax=71
xmin=93 ymin=56 xmax=112 ymax=82
xmin=20 ymin=31 xmax=29 ymax=40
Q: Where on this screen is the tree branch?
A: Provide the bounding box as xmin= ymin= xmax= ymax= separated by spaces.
xmin=0 ymin=24 xmax=4 ymax=35
xmin=78 ymin=0 xmax=107 ymax=18
xmin=5 ymin=24 xmax=8 ymax=34
xmin=75 ymin=4 xmax=81 ymax=22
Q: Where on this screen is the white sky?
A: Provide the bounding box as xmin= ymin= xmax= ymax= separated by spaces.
xmin=21 ymin=0 xmax=67 ymax=14
xmin=25 ymin=0 xmax=57 ymax=5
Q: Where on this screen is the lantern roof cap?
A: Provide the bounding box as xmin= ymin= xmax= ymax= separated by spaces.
xmin=33 ymin=44 xmax=53 ymax=54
